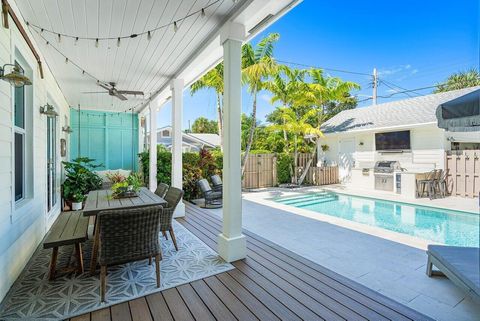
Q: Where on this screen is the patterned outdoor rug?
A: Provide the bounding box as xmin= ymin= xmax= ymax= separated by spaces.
xmin=0 ymin=220 xmax=233 ymax=321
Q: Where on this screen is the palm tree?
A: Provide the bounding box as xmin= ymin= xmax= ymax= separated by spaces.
xmin=306 ymin=68 xmax=360 ymax=126
xmin=241 ymin=33 xmax=280 ymax=174
xmin=268 ymin=107 xmax=323 ymax=184
xmin=435 ymin=68 xmax=480 ymax=93
xmin=190 ymin=63 xmax=224 ymax=149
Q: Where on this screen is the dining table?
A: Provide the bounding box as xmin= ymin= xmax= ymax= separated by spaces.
xmin=83 ymin=187 xmax=167 ymax=274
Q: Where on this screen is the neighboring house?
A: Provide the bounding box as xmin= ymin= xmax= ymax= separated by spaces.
xmin=156 ymin=126 xmax=221 ymax=152
xmin=318 ymin=86 xmax=480 ymax=195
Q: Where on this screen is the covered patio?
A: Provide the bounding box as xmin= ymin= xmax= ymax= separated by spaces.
xmin=0 ymin=0 xmax=435 ymax=320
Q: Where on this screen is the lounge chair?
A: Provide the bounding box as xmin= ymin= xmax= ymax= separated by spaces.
xmin=426 ymin=245 xmax=480 ymax=302
xmin=210 ymin=174 xmax=223 ymax=192
xmin=197 ymin=179 xmax=222 ymax=208
xmin=155 ymin=183 xmax=169 ymax=198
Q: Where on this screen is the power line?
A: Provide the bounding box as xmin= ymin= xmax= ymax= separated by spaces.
xmin=276 ymin=59 xmax=372 ymax=76
xmin=380 ymin=80 xmax=415 ymax=98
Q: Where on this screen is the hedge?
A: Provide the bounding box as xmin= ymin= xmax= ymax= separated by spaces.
xmin=138 ymin=147 xmax=294 ymax=199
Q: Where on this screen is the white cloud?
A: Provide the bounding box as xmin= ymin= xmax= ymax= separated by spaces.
xmin=259 ymin=93 xmax=272 ymax=103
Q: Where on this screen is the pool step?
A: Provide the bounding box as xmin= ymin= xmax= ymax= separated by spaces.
xmin=294 ymin=196 xmax=338 ymax=208
xmin=276 ymin=192 xmax=330 ymax=205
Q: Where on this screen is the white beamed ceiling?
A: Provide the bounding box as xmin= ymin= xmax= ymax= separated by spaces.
xmin=13 ymin=0 xmax=300 ymax=112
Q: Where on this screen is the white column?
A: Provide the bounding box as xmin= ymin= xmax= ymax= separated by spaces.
xmin=218 ymin=23 xmax=246 ymax=262
xmin=149 ymin=104 xmax=157 ymax=192
xmin=171 ymin=78 xmax=185 ymax=217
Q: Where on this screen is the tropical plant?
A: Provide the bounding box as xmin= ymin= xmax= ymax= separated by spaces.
xmin=62 ymin=157 xmax=103 ymax=202
xmin=190 ymin=117 xmax=218 ymax=134
xmin=435 ymin=68 xmax=480 ymax=93
xmin=105 ymin=171 xmax=126 ymax=184
xmin=306 ymin=68 xmax=360 ymax=126
xmin=268 ymin=107 xmax=323 ymax=184
xmin=190 ymin=63 xmax=224 ymax=148
xmin=241 ymin=33 xmax=280 ymax=174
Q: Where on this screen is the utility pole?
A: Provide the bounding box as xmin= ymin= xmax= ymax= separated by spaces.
xmin=372 ymin=67 xmax=378 ymax=105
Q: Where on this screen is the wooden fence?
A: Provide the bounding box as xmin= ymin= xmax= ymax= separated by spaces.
xmin=445 ymin=150 xmax=479 ymax=198
xmin=242 ymin=153 xmax=338 ymax=189
xmin=242 ymin=154 xmax=277 ymax=189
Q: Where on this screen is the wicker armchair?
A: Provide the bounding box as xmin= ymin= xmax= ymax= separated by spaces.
xmin=155 ymin=183 xmax=169 ymax=198
xmin=97 ymin=205 xmax=163 ymax=302
xmin=197 ymin=179 xmax=222 ymax=208
xmin=210 ymin=175 xmax=223 ymax=192
xmin=161 ymin=187 xmax=184 ymax=251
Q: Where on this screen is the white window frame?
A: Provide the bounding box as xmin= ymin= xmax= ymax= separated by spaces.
xmin=11 ymin=45 xmax=35 ymax=220
xmin=13 ymin=80 xmax=26 ymax=203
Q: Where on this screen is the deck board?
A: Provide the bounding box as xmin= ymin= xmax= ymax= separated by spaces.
xmin=69 ymin=202 xmax=433 ymax=321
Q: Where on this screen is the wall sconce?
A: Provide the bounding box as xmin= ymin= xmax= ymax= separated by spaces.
xmin=0 ymin=64 xmax=32 ymax=87
xmin=39 ymin=103 xmax=58 ymax=118
xmin=62 ymin=125 xmax=73 ymax=133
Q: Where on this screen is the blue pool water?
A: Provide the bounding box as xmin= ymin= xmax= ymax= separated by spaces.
xmin=273 ymin=192 xmax=480 ymax=247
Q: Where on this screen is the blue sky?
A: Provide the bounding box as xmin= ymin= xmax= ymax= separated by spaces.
xmin=158 ymin=0 xmax=479 ymax=129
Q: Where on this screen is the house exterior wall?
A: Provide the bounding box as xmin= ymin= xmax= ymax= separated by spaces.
xmin=0 ymin=7 xmax=69 ymax=301
xmin=319 ymin=124 xmax=447 ymax=181
xmin=70 ymin=110 xmax=139 ymax=171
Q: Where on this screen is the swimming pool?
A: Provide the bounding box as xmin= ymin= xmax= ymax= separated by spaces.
xmin=272 ymin=192 xmax=480 ymax=247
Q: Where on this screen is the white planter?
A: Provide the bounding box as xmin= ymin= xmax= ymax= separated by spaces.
xmin=72 ymin=202 xmax=83 ymax=211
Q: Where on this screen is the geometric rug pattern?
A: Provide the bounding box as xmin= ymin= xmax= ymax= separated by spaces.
xmin=0 ymin=220 xmax=234 ymax=321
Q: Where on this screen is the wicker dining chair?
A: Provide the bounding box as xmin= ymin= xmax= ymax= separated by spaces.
xmin=160 ymin=187 xmax=184 ymax=251
xmin=155 ymin=183 xmax=169 ymax=198
xmin=97 ymin=205 xmax=163 ymax=302
xmin=210 ymin=175 xmax=223 ymax=192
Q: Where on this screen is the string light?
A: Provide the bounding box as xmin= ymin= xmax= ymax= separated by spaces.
xmin=117 ymin=37 xmax=121 ymax=47
xmin=75 ymin=37 xmax=79 ymax=45
xmin=57 ymin=33 xmax=61 ymax=42
xmin=95 ymin=38 xmax=99 ymax=47
xmin=147 ymin=31 xmax=152 ymax=41
xmin=24 ymin=0 xmax=222 ymax=43
xmin=65 ymin=57 xmax=68 ymax=64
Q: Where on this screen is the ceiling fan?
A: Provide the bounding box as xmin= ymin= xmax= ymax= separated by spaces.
xmin=83 ymin=82 xmax=144 ymax=101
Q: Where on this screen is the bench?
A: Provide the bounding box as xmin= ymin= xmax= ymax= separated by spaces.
xmin=43 ymin=211 xmax=89 ymax=280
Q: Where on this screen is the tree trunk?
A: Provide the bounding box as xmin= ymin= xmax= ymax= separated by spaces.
xmin=241 ymin=89 xmax=257 ymax=175
xmin=216 ymin=93 xmax=223 ymax=151
xmin=293 ymin=134 xmax=298 ymax=184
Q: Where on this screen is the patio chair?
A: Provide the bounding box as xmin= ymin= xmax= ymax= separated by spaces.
xmin=426 ymin=245 xmax=480 ymax=302
xmin=155 ymin=183 xmax=169 ymax=198
xmin=210 ymin=174 xmax=223 ymax=192
xmin=159 ymin=187 xmax=184 ymax=251
xmin=197 ymin=179 xmax=222 ymax=208
xmin=417 ymin=170 xmax=437 ymax=199
xmin=97 ymin=205 xmax=163 ymax=302
xmin=437 ymin=169 xmax=449 ymax=198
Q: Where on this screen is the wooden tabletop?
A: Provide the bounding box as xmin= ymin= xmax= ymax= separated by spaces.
xmin=83 ymin=187 xmax=167 ymax=216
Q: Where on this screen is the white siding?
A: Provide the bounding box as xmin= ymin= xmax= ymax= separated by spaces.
xmin=320 ymin=124 xmax=447 ymax=179
xmin=0 ymin=3 xmax=69 ymax=301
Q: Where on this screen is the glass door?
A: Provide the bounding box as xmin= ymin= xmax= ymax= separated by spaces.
xmin=47 ymin=116 xmax=57 ymax=211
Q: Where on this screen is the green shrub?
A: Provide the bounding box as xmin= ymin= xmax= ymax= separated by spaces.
xmin=62 ymin=157 xmax=103 ymax=202
xmin=249 ymin=149 xmax=273 ymax=154
xmin=138 ymin=147 xmax=223 ymax=201
xmin=276 ymin=153 xmax=292 ymax=184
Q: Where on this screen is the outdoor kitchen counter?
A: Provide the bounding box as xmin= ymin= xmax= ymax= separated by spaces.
xmin=350 ymin=168 xmax=430 ymax=199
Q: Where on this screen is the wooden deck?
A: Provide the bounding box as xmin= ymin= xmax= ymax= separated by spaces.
xmin=70 ymin=203 xmax=432 ymax=321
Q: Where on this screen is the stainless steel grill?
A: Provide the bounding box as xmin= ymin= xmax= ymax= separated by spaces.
xmin=373 ymin=161 xmax=401 ymax=174
xmin=374 ymin=161 xmax=400 ymax=191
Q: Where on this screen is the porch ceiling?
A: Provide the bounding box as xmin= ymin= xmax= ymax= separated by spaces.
xmin=13 ymin=0 xmax=300 ymax=112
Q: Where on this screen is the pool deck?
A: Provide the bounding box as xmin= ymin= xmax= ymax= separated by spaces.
xmin=201 ymin=188 xmax=479 ymax=321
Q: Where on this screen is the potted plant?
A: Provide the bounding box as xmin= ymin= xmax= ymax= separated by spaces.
xmin=71 ymin=193 xmax=86 ymax=210
xmin=111 ymin=173 xmax=142 ymax=198
xmin=62 ymin=157 xmax=103 ymax=209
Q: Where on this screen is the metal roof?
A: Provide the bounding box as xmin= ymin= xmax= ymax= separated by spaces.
xmin=321 ymin=86 xmax=480 ymax=134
